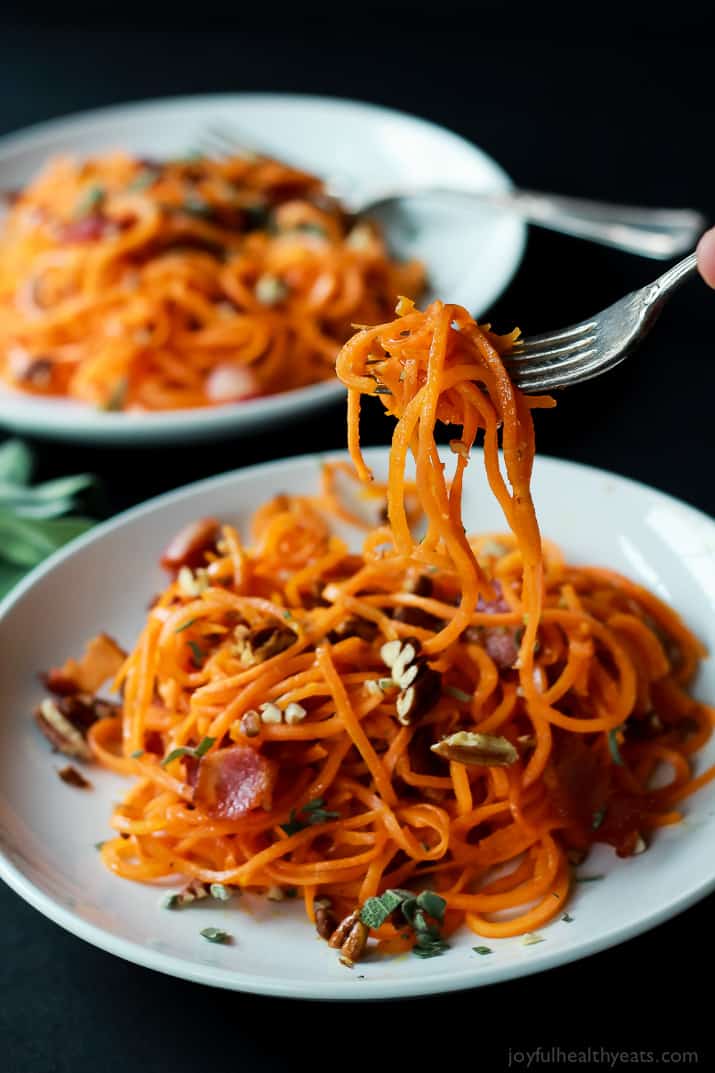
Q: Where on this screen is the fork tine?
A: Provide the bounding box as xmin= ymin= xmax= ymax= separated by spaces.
xmin=506 ymin=333 xmax=597 ymax=364
xmin=509 ymin=320 xmax=596 ymax=356
xmin=511 ymin=349 xmax=617 ymax=392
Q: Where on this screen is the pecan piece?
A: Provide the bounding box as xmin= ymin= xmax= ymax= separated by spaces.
xmin=35 ymin=698 xmax=92 ymax=760
xmin=431 ymin=730 xmax=518 ymax=767
xmin=315 ymin=904 xmax=337 ymax=940
xmin=393 ymin=574 xmax=442 ymax=632
xmin=328 ymin=910 xmax=359 ymax=949
xmin=328 ymin=910 xmax=368 ymax=962
xmin=395 ymin=664 xmax=442 ymax=726
xmin=237 ymin=624 xmax=296 ymax=667
xmin=328 ymin=615 xmax=378 ymax=643
xmin=58 ymin=765 xmax=92 ymax=789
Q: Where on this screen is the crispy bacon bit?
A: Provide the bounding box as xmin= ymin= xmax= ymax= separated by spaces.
xmin=485 ymin=628 xmax=520 ymax=669
xmin=57 ymin=215 xmax=113 ymax=243
xmin=46 ymin=634 xmax=126 ymax=695
xmin=58 ymin=764 xmax=92 ymax=789
xmin=160 ymin=518 xmax=220 ymax=574
xmin=193 ymin=746 xmax=277 ymax=819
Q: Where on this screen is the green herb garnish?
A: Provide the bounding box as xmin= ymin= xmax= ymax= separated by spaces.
xmin=473 ymin=945 xmax=492 ymax=955
xmin=128 ymin=170 xmax=158 ymax=192
xmin=280 ymin=797 xmax=340 ymax=836
xmin=562 ymin=913 xmax=574 ymax=923
xmin=161 ymin=735 xmax=215 ymax=767
xmin=187 ymin=640 xmax=206 ymax=668
xmin=210 ymin=883 xmax=232 ymax=902
xmin=200 ymin=927 xmax=232 ymax=944
xmin=575 ymin=874 xmax=605 ymax=883
xmin=181 ymin=196 xmax=214 ymax=219
xmin=592 ymin=806 xmax=606 ymax=830
xmin=175 ymin=618 xmax=198 ymax=633
xmin=75 ymin=184 xmax=105 ymax=216
xmin=130 ymin=749 xmax=144 ymax=759
xmin=444 ymin=685 xmax=472 ymax=704
xmin=359 ymin=887 xmax=449 ymax=959
xmin=608 ymin=726 xmax=624 ymax=766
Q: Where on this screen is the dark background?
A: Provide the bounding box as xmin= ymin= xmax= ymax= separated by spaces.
xmin=1 ymin=9 xmax=714 ymax=1072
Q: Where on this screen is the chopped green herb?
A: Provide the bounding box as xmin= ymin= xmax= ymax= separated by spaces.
xmin=75 ymin=184 xmax=105 ymax=216
xmin=127 ymin=170 xmax=158 ymax=192
xmin=444 ymin=685 xmax=472 ymax=704
xmin=210 ymin=883 xmax=232 ymax=902
xmin=161 ymin=892 xmax=181 ymax=909
xmin=293 ymin=222 xmax=327 ymax=238
xmin=284 ymin=887 xmax=298 ymax=899
xmin=280 ymin=797 xmax=340 ymax=836
xmin=562 ymin=913 xmax=574 ymax=923
xmin=416 ymin=890 xmax=446 ymax=923
xmin=473 ymin=945 xmax=493 ymax=955
xmin=187 ymin=640 xmax=205 ymax=667
xmin=200 ymin=927 xmax=232 ymax=944
xmin=130 ymin=749 xmax=144 ymax=759
xmin=181 ymin=196 xmax=214 ymax=219
xmin=175 ymin=618 xmax=198 ymax=633
xmin=592 ymin=806 xmax=606 ymax=830
xmin=575 ymin=874 xmax=605 ymax=883
xmin=194 ymin=736 xmax=215 ymax=758
xmin=161 ymin=735 xmax=215 ymax=767
xmin=283 ymin=610 xmax=293 ymax=620
xmin=608 ymin=726 xmax=624 ymax=766
xmin=360 ymin=889 xmax=406 ymax=929
xmin=94 ymin=841 xmax=106 ymax=851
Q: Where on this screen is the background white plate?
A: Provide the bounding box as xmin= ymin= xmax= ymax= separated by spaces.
xmin=0 ymin=447 xmax=714 ymax=1000
xmin=0 ymin=94 xmax=525 ymax=445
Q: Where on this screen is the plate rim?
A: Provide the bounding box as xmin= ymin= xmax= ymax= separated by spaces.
xmin=2 ymin=446 xmax=714 ymax=1000
xmin=0 ymin=91 xmax=526 ymax=444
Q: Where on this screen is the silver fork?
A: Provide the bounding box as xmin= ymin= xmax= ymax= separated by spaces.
xmin=198 ymin=125 xmax=704 ymax=259
xmin=503 ymin=253 xmax=698 ymax=393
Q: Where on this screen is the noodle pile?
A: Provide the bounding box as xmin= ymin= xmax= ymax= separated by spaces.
xmin=0 ymin=151 xmax=423 ymax=410
xmin=39 ymin=299 xmax=714 ymax=955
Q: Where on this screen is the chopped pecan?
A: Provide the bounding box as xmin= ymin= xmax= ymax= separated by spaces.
xmin=395 ymin=664 xmax=442 ymax=726
xmin=237 ymin=624 xmax=296 ymax=667
xmin=328 ymin=615 xmax=378 ymax=643
xmin=328 ymin=910 xmax=360 ymax=949
xmin=431 ymin=730 xmax=518 ymax=767
xmin=35 ymin=698 xmax=92 ymax=760
xmin=315 ymin=904 xmax=337 ymax=940
xmin=328 ymin=910 xmax=368 ymax=962
xmin=58 ymin=765 xmax=92 ymax=789
xmin=160 ymin=518 xmax=220 ymax=574
xmin=393 ymin=574 xmax=443 ymax=632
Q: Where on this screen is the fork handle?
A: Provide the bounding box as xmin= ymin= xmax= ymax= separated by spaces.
xmin=492 ymin=189 xmax=706 ymax=259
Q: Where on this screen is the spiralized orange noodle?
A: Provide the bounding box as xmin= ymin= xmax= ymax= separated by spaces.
xmin=40 ymin=300 xmax=714 ymax=956
xmin=0 ymin=151 xmax=423 ymax=410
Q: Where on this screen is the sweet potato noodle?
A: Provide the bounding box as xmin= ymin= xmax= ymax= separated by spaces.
xmin=0 ymin=152 xmax=423 ymax=410
xmin=42 ymin=298 xmax=714 ymax=954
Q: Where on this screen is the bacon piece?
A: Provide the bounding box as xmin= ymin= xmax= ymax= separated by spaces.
xmin=193 ymin=746 xmax=277 ymax=819
xmin=57 ymin=215 xmax=112 ymax=243
xmin=485 ymin=628 xmax=520 ymax=669
xmin=160 ymin=517 xmax=220 ymax=574
xmin=45 ymin=634 xmax=126 ymax=695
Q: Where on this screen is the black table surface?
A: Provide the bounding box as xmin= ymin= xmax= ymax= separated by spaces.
xmin=1 ymin=14 xmax=714 ymax=1073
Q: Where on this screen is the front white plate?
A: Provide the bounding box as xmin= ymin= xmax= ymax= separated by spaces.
xmin=0 ymin=94 xmax=525 ymax=445
xmin=1 ymin=448 xmax=713 ymax=1000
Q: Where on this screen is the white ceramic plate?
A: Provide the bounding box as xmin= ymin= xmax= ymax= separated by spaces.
xmin=0 ymin=94 xmax=525 ymax=445
xmin=1 ymin=448 xmax=714 ymax=999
